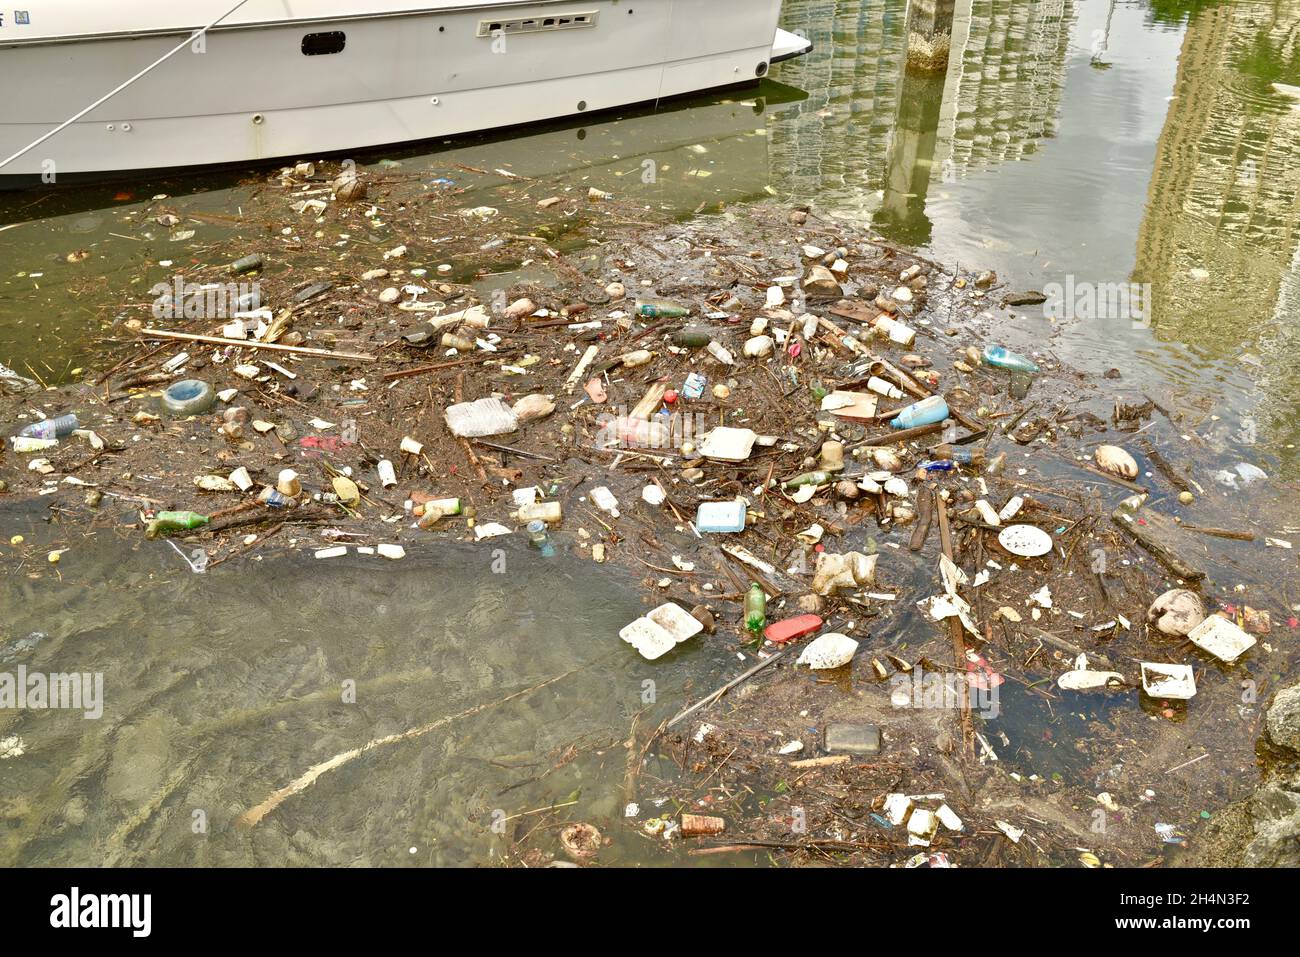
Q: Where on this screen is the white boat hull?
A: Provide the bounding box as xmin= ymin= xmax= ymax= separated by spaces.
xmin=0 ymin=1 xmax=811 ymax=178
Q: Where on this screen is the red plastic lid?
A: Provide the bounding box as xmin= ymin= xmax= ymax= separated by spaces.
xmin=764 ymin=614 xmax=823 ymax=644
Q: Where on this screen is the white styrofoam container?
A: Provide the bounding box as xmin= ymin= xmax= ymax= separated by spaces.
xmin=1187 ymin=615 xmax=1256 ymax=663
xmin=620 ymin=603 xmax=704 ymax=660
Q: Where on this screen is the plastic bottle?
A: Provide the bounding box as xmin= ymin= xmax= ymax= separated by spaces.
xmin=918 ymin=459 xmax=957 ymax=472
xmin=867 ymin=376 xmax=904 ymax=400
xmin=931 ymin=444 xmax=986 ymax=467
xmin=259 ymin=488 xmax=295 ymax=508
xmin=526 ymin=519 xmax=555 ymax=557
xmin=872 ymin=315 xmax=916 ymax=346
xmin=744 ymin=583 xmax=767 ymax=635
xmin=18 ymin=414 xmax=79 ymax=440
xmin=417 ymin=498 xmax=462 ymax=526
xmin=981 ymin=345 xmax=1039 ymax=373
xmin=635 ymin=298 xmax=690 ymax=319
xmin=229 ymin=253 xmax=264 ymax=275
xmin=781 ymin=470 xmax=831 ymax=489
xmin=590 ymin=486 xmax=620 ymax=517
xmin=517 ymin=501 xmax=562 ymax=524
xmin=146 ymin=511 xmax=209 ymax=539
xmin=619 ymin=349 xmax=654 ymax=368
xmin=706 ymin=341 xmax=735 ymax=366
xmin=891 ymin=396 xmax=949 ymax=430
xmin=162 ymin=379 xmax=215 ymax=417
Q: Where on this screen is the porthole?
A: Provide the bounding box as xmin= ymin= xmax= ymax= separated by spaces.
xmin=302 ymin=32 xmax=346 ymax=56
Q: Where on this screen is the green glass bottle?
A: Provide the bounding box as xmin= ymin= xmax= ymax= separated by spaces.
xmin=744 ymin=583 xmax=767 ymax=635
xmin=671 ymin=325 xmax=713 ymax=348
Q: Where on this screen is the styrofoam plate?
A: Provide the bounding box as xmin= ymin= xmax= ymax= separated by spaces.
xmin=1187 ymin=615 xmax=1256 ymax=663
xmin=998 ymin=524 xmax=1053 ymax=557
xmin=698 ymin=427 xmax=757 ymax=462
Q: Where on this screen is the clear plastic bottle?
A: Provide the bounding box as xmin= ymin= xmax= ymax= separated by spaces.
xmin=18 ymin=414 xmax=79 ymax=440
xmin=931 ymin=444 xmax=986 ymax=467
xmin=590 ymin=486 xmax=620 ymax=517
xmin=706 ymin=340 xmax=735 ymax=366
xmin=526 ymin=519 xmax=555 ymax=557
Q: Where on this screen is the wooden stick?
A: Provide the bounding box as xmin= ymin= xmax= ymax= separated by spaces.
xmin=140 ymin=328 xmax=374 ymax=361
xmin=236 ymin=669 xmax=577 ymax=828
xmin=857 ymin=422 xmax=943 ymax=446
xmin=472 ymin=440 xmax=558 ymax=462
xmin=935 ymin=493 xmax=973 ymax=748
xmin=1082 ymin=462 xmax=1148 ymax=493
xmin=1181 ymin=525 xmax=1255 ymax=542
xmin=381 ymin=355 xmax=490 ymax=380
xmin=910 ymin=480 xmax=933 ymax=551
xmin=665 ymin=650 xmax=786 ymax=730
xmin=688 ymin=838 xmax=888 ymax=854
xmin=1111 ymin=503 xmax=1205 ymax=581
xmin=788 ymin=754 xmax=850 ymax=769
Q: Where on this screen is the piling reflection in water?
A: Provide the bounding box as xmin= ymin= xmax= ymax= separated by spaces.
xmin=773 ymin=0 xmax=1298 ymax=472
xmin=1133 ymin=0 xmax=1300 ymax=459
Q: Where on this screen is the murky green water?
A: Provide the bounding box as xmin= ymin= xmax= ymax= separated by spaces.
xmin=1 ymin=0 xmax=1297 ymax=865
xmin=0 ymin=502 xmax=741 ymax=865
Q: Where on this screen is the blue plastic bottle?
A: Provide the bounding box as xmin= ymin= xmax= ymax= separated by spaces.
xmin=982 ymin=345 xmax=1039 ymax=374
xmin=891 ymin=396 xmax=949 ymax=430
